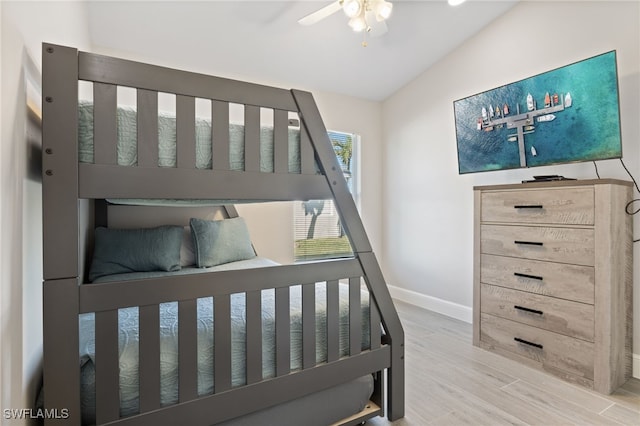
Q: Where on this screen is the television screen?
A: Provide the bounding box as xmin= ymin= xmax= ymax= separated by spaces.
xmin=454 ymin=51 xmax=622 ymax=174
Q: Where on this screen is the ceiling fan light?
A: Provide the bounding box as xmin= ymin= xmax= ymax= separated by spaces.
xmin=343 ymin=0 xmax=362 ymax=18
xmin=374 ymin=1 xmax=393 ymax=21
xmin=348 ymin=16 xmax=367 ymax=32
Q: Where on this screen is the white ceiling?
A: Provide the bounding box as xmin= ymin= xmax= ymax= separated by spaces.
xmin=86 ymin=0 xmax=519 ymax=101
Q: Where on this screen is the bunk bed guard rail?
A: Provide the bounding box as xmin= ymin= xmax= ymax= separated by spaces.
xmin=41 ymin=43 xmax=404 ymax=425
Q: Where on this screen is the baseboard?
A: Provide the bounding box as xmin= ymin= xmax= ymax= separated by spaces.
xmin=634 ymin=353 xmax=640 ymax=379
xmin=388 ymin=285 xmax=472 ymax=324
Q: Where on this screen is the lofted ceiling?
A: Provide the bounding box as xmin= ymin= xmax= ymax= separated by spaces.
xmin=86 ymin=0 xmax=519 ymax=101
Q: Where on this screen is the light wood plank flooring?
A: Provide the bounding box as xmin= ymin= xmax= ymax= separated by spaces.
xmin=368 ymin=301 xmax=640 ymax=426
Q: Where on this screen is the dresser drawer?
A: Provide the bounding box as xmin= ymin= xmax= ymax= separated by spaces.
xmin=480 ymin=254 xmax=595 ymax=304
xmin=480 ymin=313 xmax=594 ymax=380
xmin=480 ymin=283 xmax=594 ymax=341
xmin=481 ymin=224 xmax=595 ymax=266
xmin=481 ymin=188 xmax=594 ymax=225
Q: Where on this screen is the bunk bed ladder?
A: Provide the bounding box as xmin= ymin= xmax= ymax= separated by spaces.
xmin=292 ymin=90 xmax=405 ymax=421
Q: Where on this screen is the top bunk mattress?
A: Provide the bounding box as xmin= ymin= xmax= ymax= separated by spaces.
xmin=77 ymin=101 xmax=304 ymax=173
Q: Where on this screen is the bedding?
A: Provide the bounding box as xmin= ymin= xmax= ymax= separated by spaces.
xmin=78 ymin=101 xmax=304 ymax=173
xmin=79 ymin=257 xmax=371 ymax=422
xmin=180 ymin=226 xmax=196 ymax=267
xmin=89 ymin=225 xmax=183 ymax=282
xmin=190 ymin=217 xmax=255 ymax=267
xmin=88 ymin=218 xmax=255 ymax=282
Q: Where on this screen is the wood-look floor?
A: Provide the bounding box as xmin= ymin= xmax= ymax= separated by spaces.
xmin=367 ymin=301 xmax=640 ymax=426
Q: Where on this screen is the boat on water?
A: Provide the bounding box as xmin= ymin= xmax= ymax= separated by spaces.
xmin=544 ymin=92 xmax=551 ymax=107
xmin=524 ymin=125 xmax=535 ymax=131
xmin=482 ymin=107 xmax=488 ymax=121
xmin=477 ymin=118 xmax=482 ymax=130
xmin=531 ymin=146 xmax=537 ymax=157
xmin=489 ymin=104 xmax=494 ymax=118
xmin=553 ymin=93 xmax=559 ymax=105
xmin=503 ymin=103 xmax=509 ymax=115
xmin=507 ymin=135 xmax=517 ymax=142
xmin=565 ymin=92 xmax=572 ymax=107
xmin=527 ymin=93 xmax=535 ymax=111
xmin=538 ymin=114 xmax=556 ymax=122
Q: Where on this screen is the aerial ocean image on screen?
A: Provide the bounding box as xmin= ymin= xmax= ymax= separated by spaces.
xmin=454 ymin=51 xmax=622 ymax=174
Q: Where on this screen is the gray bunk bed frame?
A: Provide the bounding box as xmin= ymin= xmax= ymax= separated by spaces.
xmin=41 ymin=43 xmax=404 ymax=425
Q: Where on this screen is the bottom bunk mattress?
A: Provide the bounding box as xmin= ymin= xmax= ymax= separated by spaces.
xmin=78 ymin=257 xmax=372 ymax=423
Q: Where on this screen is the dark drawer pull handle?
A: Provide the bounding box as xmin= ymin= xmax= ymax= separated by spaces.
xmin=514 ymin=240 xmax=544 ymax=246
xmin=514 ymin=205 xmax=543 ymax=209
xmin=514 ymin=305 xmax=544 ymax=315
xmin=514 ymin=272 xmax=543 ymax=281
xmin=514 ymin=337 xmax=543 ymax=349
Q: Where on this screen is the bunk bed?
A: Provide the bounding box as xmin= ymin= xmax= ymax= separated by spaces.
xmin=41 ymin=43 xmax=404 ymax=425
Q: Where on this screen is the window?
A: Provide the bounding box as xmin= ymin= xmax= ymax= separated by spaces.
xmin=294 ymin=131 xmax=359 ymax=262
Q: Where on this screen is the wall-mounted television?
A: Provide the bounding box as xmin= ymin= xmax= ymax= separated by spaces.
xmin=454 ymin=51 xmax=622 ymax=174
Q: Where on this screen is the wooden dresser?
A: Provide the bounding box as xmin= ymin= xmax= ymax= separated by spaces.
xmin=473 ymin=179 xmax=633 ymax=394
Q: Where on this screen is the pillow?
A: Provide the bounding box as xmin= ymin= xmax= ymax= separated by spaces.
xmin=190 ymin=217 xmax=256 ymax=268
xmin=180 ymin=226 xmax=196 ymax=267
xmin=89 ymin=225 xmax=183 ymax=282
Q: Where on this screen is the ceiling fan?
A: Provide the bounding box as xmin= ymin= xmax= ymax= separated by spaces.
xmin=298 ymin=0 xmax=394 ymax=38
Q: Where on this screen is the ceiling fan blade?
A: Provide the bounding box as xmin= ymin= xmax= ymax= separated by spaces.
xmin=298 ymin=1 xmax=343 ymax=26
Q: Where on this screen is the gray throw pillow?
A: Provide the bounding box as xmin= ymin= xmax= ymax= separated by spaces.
xmin=190 ymin=217 xmax=256 ymax=268
xmin=88 ymin=225 xmax=183 ymax=282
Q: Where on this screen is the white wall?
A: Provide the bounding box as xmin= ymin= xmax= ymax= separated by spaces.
xmin=1 ymin=1 xmax=90 ymax=422
xmin=382 ymin=0 xmax=640 ymax=374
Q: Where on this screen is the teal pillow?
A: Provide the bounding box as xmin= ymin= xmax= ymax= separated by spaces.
xmin=89 ymin=225 xmax=183 ymax=282
xmin=190 ymin=217 xmax=256 ymax=268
